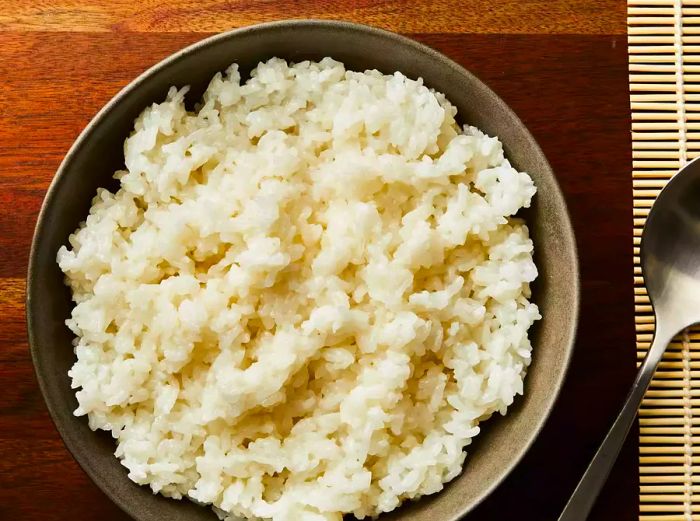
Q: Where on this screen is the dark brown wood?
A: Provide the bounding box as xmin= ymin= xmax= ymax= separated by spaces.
xmin=1 ymin=0 xmax=625 ymax=35
xmin=0 ymin=3 xmax=633 ymax=519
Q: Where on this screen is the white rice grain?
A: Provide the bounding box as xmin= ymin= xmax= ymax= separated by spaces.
xmin=58 ymin=58 xmax=540 ymax=521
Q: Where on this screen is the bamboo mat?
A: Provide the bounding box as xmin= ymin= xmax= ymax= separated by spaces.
xmin=630 ymin=0 xmax=700 ymax=519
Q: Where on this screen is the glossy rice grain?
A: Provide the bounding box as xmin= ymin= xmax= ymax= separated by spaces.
xmin=58 ymin=58 xmax=540 ymax=521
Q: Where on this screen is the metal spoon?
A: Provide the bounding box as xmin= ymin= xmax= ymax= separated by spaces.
xmin=558 ymin=157 xmax=700 ymax=521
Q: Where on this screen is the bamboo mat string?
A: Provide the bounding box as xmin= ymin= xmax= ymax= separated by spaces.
xmin=683 ymin=329 xmax=693 ymax=520
xmin=673 ymin=2 xmax=692 ymax=519
xmin=674 ymin=0 xmax=688 ymax=162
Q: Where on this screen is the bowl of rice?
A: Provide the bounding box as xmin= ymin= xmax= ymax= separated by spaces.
xmin=27 ymin=20 xmax=578 ymax=521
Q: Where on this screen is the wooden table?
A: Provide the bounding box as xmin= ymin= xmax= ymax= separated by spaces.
xmin=0 ymin=1 xmax=633 ymax=519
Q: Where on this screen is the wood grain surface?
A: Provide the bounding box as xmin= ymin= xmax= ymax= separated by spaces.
xmin=2 ymin=0 xmax=625 ymax=34
xmin=0 ymin=2 xmax=634 ymax=520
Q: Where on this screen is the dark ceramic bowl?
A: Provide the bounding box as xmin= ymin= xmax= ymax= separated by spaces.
xmin=27 ymin=20 xmax=579 ymax=521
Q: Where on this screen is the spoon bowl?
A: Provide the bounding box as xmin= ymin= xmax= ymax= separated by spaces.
xmin=642 ymin=157 xmax=700 ymax=334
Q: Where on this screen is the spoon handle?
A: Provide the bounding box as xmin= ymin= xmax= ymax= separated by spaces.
xmin=558 ymin=324 xmax=677 ymax=521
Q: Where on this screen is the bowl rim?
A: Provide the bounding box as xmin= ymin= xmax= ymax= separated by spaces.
xmin=26 ymin=18 xmax=580 ymax=521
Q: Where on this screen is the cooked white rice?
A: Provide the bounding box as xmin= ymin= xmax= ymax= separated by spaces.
xmin=58 ymin=58 xmax=540 ymax=521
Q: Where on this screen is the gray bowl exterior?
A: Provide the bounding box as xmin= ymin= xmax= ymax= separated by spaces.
xmin=26 ymin=20 xmax=579 ymax=521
